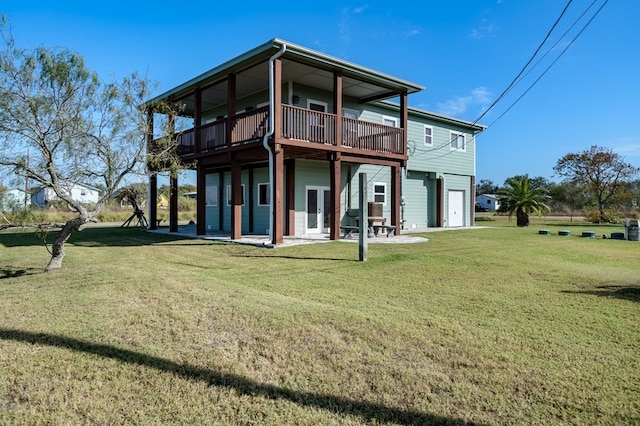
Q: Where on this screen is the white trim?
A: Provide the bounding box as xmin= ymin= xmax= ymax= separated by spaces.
xmin=449 ymin=131 xmax=466 ymax=152
xmin=382 ymin=115 xmax=398 ymax=127
xmin=373 ymin=182 xmax=387 ymax=206
xmin=342 ymin=108 xmax=359 ymax=119
xmin=424 ymin=124 xmax=433 ymax=146
xmin=257 ymin=183 xmax=270 ymax=206
xmin=307 ymin=99 xmax=327 ymax=112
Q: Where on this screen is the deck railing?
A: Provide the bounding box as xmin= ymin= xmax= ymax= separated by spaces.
xmin=169 ymin=105 xmax=404 ymax=156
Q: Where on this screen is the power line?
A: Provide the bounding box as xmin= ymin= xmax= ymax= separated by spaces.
xmin=486 ymin=0 xmax=609 ymax=129
xmin=473 ymin=0 xmax=574 ymax=125
xmin=408 ymin=0 xmax=609 ymax=163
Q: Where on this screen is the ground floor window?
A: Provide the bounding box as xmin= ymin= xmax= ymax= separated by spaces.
xmin=373 ymin=182 xmax=386 ymax=205
xmin=226 ymin=184 xmax=245 ymax=205
xmin=258 ymin=183 xmax=270 ymax=205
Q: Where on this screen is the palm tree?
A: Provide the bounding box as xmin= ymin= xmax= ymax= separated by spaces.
xmin=497 ymin=175 xmax=550 ymax=227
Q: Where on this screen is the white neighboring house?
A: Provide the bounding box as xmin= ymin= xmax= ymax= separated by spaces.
xmin=1 ymin=188 xmax=30 ymax=211
xmin=476 ymin=194 xmax=500 ymax=211
xmin=31 ymin=182 xmax=100 ymax=208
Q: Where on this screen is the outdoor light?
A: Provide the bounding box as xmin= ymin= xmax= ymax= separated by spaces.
xmin=292 ymin=95 xmax=300 ymax=105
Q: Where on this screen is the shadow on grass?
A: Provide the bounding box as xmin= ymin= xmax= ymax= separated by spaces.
xmin=0 ymin=267 xmax=40 ymax=280
xmin=563 ymin=285 xmax=640 ymax=303
xmin=0 ymin=328 xmax=480 ymax=425
xmin=0 ymin=226 xmax=211 ymax=249
xmin=234 ymin=253 xmax=357 ymax=262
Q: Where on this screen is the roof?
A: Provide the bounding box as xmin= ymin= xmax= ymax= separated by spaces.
xmin=146 ymin=38 xmax=425 ymax=112
xmin=378 ymin=100 xmax=486 ymax=132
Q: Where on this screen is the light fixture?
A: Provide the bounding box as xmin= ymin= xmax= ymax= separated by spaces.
xmin=292 ymin=95 xmax=300 ymax=105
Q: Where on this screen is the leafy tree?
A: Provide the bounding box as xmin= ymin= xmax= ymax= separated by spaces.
xmin=497 ymin=175 xmax=550 ymax=227
xmin=0 ymin=27 xmax=154 ymax=271
xmin=554 ymin=145 xmax=640 ymax=223
xmin=548 ymin=181 xmax=590 ymax=220
xmin=476 ymin=179 xmax=498 ymax=195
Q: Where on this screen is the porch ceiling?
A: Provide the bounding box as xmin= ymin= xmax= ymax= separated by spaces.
xmin=176 ymin=59 xmax=404 ymax=117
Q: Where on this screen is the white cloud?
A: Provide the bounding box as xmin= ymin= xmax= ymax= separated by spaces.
xmin=608 ymin=138 xmax=640 ymax=159
xmin=469 ymin=19 xmax=498 ymax=40
xmin=437 ymin=87 xmax=492 ymax=117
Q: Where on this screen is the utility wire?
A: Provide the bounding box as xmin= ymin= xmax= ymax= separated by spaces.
xmin=485 ymin=0 xmax=609 ymax=129
xmin=408 ymin=0 xmax=608 ymax=162
xmin=473 ymin=0 xmax=574 ymax=125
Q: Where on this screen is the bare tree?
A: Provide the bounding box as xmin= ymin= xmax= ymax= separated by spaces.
xmin=0 ymin=26 xmax=154 ymax=271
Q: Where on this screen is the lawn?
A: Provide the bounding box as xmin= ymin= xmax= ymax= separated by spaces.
xmin=0 ymin=221 xmax=638 ymax=425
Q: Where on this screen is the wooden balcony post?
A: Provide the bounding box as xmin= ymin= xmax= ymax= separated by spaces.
xmin=231 ymin=159 xmax=242 ymax=240
xmin=146 ymin=109 xmax=158 ymax=230
xmin=226 ymin=73 xmax=236 ymax=147
xmin=285 ymin=159 xmax=295 ymax=236
xmin=194 ymin=88 xmax=202 ymax=154
xmin=196 ymin=164 xmax=206 ymax=235
xmin=273 ymin=58 xmax=282 ymax=140
xmin=437 ymin=176 xmax=444 ymax=227
xmin=333 ymin=72 xmax=342 ymax=146
xmin=470 ymin=175 xmax=476 ymax=226
xmin=391 ymin=164 xmax=401 ymax=233
xmin=400 ymin=91 xmax=408 ymax=155
xmin=330 ymin=153 xmax=341 ymax=240
xmin=272 ymin=144 xmax=284 ymax=244
xmin=169 ymin=173 xmax=178 ymax=233
xmin=148 ymin=173 xmax=158 ymax=230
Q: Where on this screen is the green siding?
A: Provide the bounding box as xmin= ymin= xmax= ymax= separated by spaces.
xmin=403 ymin=172 xmax=429 ymax=229
xmin=252 ymin=168 xmax=270 ymax=234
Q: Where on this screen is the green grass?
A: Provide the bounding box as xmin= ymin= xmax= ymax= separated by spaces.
xmin=1 ymin=223 xmax=639 ymax=425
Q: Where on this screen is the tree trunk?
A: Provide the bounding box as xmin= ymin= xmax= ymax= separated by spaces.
xmin=44 ymin=216 xmax=86 ymax=272
xmin=516 ymin=210 xmax=529 ymax=227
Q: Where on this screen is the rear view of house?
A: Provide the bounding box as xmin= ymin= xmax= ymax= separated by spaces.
xmin=146 ymin=39 xmax=484 ymax=244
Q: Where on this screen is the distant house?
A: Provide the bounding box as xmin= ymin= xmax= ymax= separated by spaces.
xmin=476 ymin=194 xmax=500 ymax=211
xmin=157 ymin=194 xmax=169 ymax=209
xmin=183 ymin=191 xmax=197 ymax=199
xmin=1 ymin=188 xmax=30 ymax=211
xmin=31 ymin=182 xmax=100 ymax=208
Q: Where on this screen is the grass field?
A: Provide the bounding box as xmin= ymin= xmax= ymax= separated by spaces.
xmin=0 ymin=220 xmax=639 ymax=425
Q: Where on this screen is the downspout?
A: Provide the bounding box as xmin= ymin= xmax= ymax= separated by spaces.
xmin=262 ymin=43 xmax=287 ymax=242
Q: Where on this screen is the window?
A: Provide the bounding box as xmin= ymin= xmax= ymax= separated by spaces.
xmin=80 ymin=188 xmax=87 ymax=196
xmin=226 ymin=184 xmax=245 ymax=206
xmin=373 ymin=182 xmax=386 ymax=205
xmin=206 ymin=186 xmax=218 ymax=206
xmin=450 ymin=131 xmax=465 ymax=151
xmin=382 ymin=115 xmax=398 ymax=127
xmin=258 ymin=183 xmax=270 ymax=206
xmin=424 ymin=125 xmax=433 ymax=146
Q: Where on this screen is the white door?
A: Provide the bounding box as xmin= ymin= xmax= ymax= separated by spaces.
xmin=306 ymin=186 xmax=331 ymax=233
xmin=448 ymin=190 xmax=464 ymax=227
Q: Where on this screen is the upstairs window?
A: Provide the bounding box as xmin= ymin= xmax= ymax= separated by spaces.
xmin=382 ymin=116 xmax=398 ymax=127
xmin=450 ymin=131 xmax=465 ymax=151
xmin=424 ymin=125 xmax=433 ymax=146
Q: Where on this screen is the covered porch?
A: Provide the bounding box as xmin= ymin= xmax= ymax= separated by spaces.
xmin=145 ymin=39 xmax=423 ymax=245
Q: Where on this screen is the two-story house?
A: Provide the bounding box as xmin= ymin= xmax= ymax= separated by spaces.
xmin=146 ymin=39 xmax=484 ymax=244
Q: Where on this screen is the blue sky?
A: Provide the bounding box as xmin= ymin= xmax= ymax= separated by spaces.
xmin=3 ymin=0 xmax=637 ymax=186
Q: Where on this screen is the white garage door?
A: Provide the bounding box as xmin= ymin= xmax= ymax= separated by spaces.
xmin=448 ymin=190 xmax=464 ymax=227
